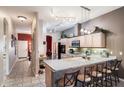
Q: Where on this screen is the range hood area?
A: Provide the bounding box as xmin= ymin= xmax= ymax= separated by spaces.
xmin=61 ymin=23 xmax=82 ymax=38
xmin=61 ymin=23 xmax=108 ymax=38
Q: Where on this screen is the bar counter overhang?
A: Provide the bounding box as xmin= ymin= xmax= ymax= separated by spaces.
xmin=44 ymin=56 xmax=116 ymax=87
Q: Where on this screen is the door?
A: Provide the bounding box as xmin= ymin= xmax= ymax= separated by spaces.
xmin=92 ymin=32 xmax=105 ymax=47
xmin=18 ymin=41 xmax=28 ymax=58
xmin=46 ymin=35 xmax=52 ymax=58
xmin=79 ymin=36 xmax=86 ymax=47
xmin=85 ymin=35 xmax=92 ymax=47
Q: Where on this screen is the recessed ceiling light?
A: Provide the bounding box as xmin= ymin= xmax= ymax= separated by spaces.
xmin=18 ymin=16 xmax=27 ymax=22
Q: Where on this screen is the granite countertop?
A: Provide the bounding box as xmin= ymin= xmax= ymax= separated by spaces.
xmin=44 ymin=56 xmax=117 ymax=72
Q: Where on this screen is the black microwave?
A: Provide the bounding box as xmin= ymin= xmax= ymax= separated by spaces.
xmin=72 ymin=40 xmax=80 ymax=48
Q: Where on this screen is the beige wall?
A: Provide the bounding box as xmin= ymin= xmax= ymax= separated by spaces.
xmin=0 ymin=11 xmax=17 ymax=76
xmin=81 ymin=7 xmax=124 ymax=78
xmin=31 ymin=12 xmax=39 ymax=77
xmin=0 ymin=17 xmax=4 ymax=85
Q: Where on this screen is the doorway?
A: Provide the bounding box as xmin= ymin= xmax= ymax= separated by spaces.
xmin=18 ymin=41 xmax=28 ymax=58
xmin=18 ymin=33 xmax=32 ymax=61
xmin=46 ymin=35 xmax=52 ymax=59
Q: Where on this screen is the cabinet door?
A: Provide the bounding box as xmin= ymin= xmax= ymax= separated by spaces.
xmin=85 ymin=35 xmax=92 ymax=47
xmin=92 ymin=33 xmax=105 ymax=47
xmin=79 ymin=36 xmax=86 ymax=47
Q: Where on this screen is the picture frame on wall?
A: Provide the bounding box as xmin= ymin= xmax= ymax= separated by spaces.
xmin=11 ymin=34 xmax=17 ymax=55
xmin=11 ymin=34 xmax=14 ymax=47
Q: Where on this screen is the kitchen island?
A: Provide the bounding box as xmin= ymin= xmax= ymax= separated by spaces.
xmin=44 ymin=56 xmax=116 ymax=87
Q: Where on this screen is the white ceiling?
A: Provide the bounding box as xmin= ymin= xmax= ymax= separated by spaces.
xmin=0 ymin=6 xmax=122 ymax=33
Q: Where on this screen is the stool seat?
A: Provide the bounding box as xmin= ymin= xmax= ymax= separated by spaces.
xmin=103 ymin=69 xmax=112 ymax=73
xmin=77 ymin=74 xmax=91 ymax=82
xmin=112 ymin=67 xmax=119 ymax=70
xmin=92 ymin=71 xmax=102 ymax=77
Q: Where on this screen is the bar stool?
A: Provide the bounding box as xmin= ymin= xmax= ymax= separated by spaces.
xmin=111 ymin=59 xmax=122 ymax=86
xmin=55 ymin=70 xmax=80 ymax=87
xmin=102 ymin=61 xmax=113 ymax=87
xmin=76 ymin=66 xmax=93 ymax=87
xmin=91 ymin=63 xmax=104 ymax=87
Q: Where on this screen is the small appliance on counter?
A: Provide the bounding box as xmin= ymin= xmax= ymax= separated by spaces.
xmin=69 ymin=49 xmax=74 ymax=54
xmin=101 ymin=50 xmax=110 ymax=58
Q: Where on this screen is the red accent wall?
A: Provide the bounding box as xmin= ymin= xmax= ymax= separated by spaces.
xmin=18 ymin=33 xmax=31 ymax=41
xmin=46 ymin=35 xmax=52 ymax=55
xmin=18 ymin=33 xmax=32 ymax=52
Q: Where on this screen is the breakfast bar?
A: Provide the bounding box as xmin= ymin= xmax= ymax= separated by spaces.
xmin=44 ymin=56 xmax=116 ymax=87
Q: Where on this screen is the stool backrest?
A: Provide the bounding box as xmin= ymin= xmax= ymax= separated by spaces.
xmin=84 ymin=66 xmax=93 ymax=81
xmin=64 ymin=70 xmax=80 ymax=86
xmin=113 ymin=59 xmax=122 ymax=70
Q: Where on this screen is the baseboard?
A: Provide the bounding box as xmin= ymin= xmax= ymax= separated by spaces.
xmin=19 ymin=57 xmax=28 ymax=59
xmin=7 ymin=58 xmax=17 ymax=75
xmin=17 ymin=57 xmax=29 ymax=62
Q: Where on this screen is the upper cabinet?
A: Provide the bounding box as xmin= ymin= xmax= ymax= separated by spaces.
xmin=79 ymin=35 xmax=86 ymax=47
xmin=85 ymin=35 xmax=93 ymax=47
xmin=84 ymin=32 xmax=105 ymax=48
xmin=79 ymin=34 xmax=93 ymax=47
xmin=60 ymin=32 xmax=106 ymax=48
xmin=92 ymin=32 xmax=105 ymax=47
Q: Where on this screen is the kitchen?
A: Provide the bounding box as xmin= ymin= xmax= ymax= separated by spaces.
xmin=0 ymin=6 xmax=123 ymax=87
xmin=44 ymin=6 xmax=124 ymax=87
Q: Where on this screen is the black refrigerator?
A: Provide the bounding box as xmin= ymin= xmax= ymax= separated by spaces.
xmin=58 ymin=42 xmax=66 ymax=59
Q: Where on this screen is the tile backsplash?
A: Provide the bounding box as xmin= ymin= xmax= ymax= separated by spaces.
xmin=67 ymin=48 xmax=109 ymax=57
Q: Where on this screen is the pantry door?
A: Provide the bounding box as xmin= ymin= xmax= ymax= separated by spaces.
xmin=18 ymin=41 xmax=28 ymax=58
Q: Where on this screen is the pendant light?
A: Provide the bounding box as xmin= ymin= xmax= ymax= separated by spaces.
xmin=80 ymin=6 xmax=93 ymax=35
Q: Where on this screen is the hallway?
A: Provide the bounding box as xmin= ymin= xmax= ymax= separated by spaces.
xmin=2 ymin=60 xmax=45 ymax=87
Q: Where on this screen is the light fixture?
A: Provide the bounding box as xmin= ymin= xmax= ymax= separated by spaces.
xmin=80 ymin=6 xmax=93 ymax=35
xmin=50 ymin=8 xmax=76 ymax=22
xmin=110 ymin=51 xmax=113 ymax=55
xmin=119 ymin=51 xmax=123 ymax=56
xmin=80 ymin=28 xmax=92 ymax=35
xmin=18 ymin=16 xmax=27 ymax=22
xmin=80 ymin=6 xmax=91 ymax=22
xmin=55 ymin=16 xmax=76 ymax=22
xmin=80 ymin=28 xmax=84 ymax=32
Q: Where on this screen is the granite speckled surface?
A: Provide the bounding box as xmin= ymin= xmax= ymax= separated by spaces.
xmin=45 ymin=56 xmax=116 ymax=71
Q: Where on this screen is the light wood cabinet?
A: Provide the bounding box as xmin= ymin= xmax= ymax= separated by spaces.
xmin=79 ymin=34 xmax=92 ymax=47
xmin=60 ymin=32 xmax=105 ymax=48
xmin=80 ymin=32 xmax=105 ymax=47
xmin=79 ymin=35 xmax=86 ymax=47
xmin=85 ymin=35 xmax=92 ymax=47
xmin=92 ymin=32 xmax=105 ymax=47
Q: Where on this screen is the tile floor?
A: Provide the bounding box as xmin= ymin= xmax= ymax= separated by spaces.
xmin=2 ymin=60 xmax=46 ymax=87
xmin=1 ymin=59 xmax=124 ymax=87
